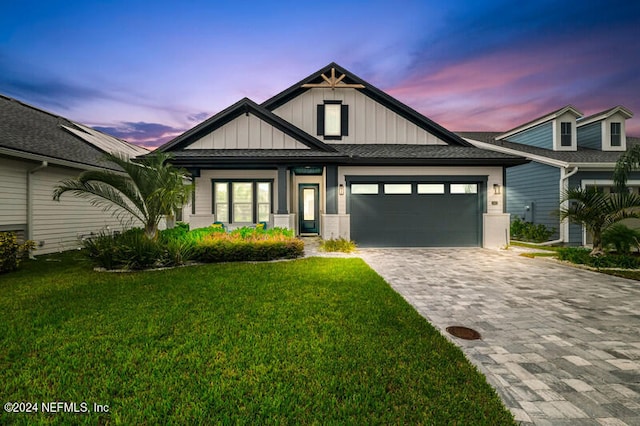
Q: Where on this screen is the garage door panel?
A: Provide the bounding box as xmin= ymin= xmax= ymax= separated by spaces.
xmin=350 ymin=183 xmax=480 ymax=247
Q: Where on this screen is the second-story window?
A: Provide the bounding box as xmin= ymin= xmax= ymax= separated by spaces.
xmin=317 ymin=101 xmax=349 ymax=140
xmin=560 ymin=122 xmax=572 ymax=146
xmin=611 ymin=122 xmax=621 ymax=147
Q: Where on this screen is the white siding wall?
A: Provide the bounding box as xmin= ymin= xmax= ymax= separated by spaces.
xmin=273 ymin=88 xmax=447 ymax=145
xmin=0 ymin=157 xmax=28 ymax=226
xmin=185 ymin=114 xmax=310 ymax=150
xmin=32 ymin=166 xmax=141 ymax=254
xmin=337 ymin=166 xmax=505 ymax=214
xmin=0 ymin=157 xmax=142 ymax=254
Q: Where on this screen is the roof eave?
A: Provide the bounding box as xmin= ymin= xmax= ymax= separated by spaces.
xmin=464 ymin=138 xmax=569 ymax=168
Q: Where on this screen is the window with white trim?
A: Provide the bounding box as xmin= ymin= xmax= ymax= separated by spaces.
xmin=213 ymin=181 xmax=272 ymax=223
xmin=560 ymin=122 xmax=572 ymax=147
xmin=611 ymin=122 xmax=621 ymax=147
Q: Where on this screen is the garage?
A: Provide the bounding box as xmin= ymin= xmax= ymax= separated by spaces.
xmin=349 ymin=180 xmax=482 ymax=247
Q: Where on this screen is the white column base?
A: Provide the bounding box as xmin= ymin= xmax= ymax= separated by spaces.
xmin=483 ymin=213 xmax=510 ymax=249
xmin=321 ymin=214 xmax=350 ymax=240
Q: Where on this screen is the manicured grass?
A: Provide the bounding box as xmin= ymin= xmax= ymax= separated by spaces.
xmin=509 ymin=241 xmax=560 ymax=251
xmin=1 ymin=252 xmax=514 ymax=425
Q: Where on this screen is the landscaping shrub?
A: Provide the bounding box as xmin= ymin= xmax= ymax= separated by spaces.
xmin=319 ymin=237 xmax=357 ymax=253
xmin=602 ymin=223 xmax=640 ymax=254
xmin=556 ymin=246 xmax=640 ymax=269
xmin=193 ymin=227 xmax=303 ymax=262
xmin=510 ymin=217 xmax=555 ymax=242
xmin=114 ymin=229 xmax=164 ymax=270
xmin=82 ymin=231 xmax=120 ymax=270
xmin=83 ymin=225 xmax=303 ymax=270
xmin=0 ymin=232 xmax=36 ymax=273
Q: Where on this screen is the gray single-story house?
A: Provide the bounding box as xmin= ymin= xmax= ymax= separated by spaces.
xmin=460 ymin=105 xmax=640 ymax=246
xmin=154 ymin=63 xmax=527 ymax=248
xmin=0 ymin=94 xmax=148 ymax=254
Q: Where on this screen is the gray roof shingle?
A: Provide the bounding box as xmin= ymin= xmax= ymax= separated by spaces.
xmin=457 ymin=131 xmax=639 ymax=164
xmin=0 ymin=94 xmax=147 ymax=171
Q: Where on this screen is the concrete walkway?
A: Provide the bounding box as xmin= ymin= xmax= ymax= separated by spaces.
xmin=357 ymin=248 xmax=640 ymax=425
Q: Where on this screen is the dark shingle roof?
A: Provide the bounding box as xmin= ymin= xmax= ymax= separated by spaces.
xmin=457 ymin=131 xmax=634 ymax=164
xmin=0 ymin=94 xmax=147 ymax=171
xmin=167 ymin=143 xmax=527 ymax=167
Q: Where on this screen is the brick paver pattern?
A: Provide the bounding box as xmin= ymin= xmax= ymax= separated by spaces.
xmin=358 ymin=248 xmax=640 ymax=426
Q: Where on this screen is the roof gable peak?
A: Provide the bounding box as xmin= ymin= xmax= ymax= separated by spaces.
xmin=155 ymin=97 xmax=336 ymax=153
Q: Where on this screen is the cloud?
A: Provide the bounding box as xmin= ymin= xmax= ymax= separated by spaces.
xmin=93 ymin=122 xmax=186 ymax=150
xmin=187 ymin=112 xmax=211 ymax=122
xmin=0 ymin=59 xmax=110 ymax=111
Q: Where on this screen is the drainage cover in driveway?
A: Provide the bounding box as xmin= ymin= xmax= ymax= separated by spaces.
xmin=446 ymin=326 xmax=481 ymax=340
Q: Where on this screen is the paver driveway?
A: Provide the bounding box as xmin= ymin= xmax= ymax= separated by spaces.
xmin=359 ymin=248 xmax=640 ymax=426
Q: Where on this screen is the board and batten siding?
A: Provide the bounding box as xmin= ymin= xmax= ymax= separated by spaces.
xmin=185 ymin=113 xmax=309 ymax=150
xmin=507 ymin=122 xmax=553 ymax=149
xmin=577 ymin=122 xmax=601 ymax=150
xmin=272 ymin=88 xmax=447 ymax=145
xmin=31 ymin=165 xmax=140 ymax=254
xmin=506 ymin=162 xmax=561 ymax=240
xmin=0 ymin=157 xmax=28 ymax=227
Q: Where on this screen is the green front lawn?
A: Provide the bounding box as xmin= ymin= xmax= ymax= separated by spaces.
xmin=1 ymin=252 xmax=514 ymax=425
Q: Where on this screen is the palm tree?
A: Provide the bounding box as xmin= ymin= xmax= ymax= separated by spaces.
xmin=53 ymin=152 xmax=193 ymax=239
xmin=614 ymin=144 xmax=640 ymax=189
xmin=560 ymin=187 xmax=640 ymax=255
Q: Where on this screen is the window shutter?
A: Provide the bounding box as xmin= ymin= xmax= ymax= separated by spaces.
xmin=341 ymin=104 xmax=349 ymax=136
xmin=317 ymin=105 xmax=324 ymax=136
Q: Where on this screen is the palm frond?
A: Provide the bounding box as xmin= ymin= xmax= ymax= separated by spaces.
xmin=613 ymin=145 xmax=640 ymax=189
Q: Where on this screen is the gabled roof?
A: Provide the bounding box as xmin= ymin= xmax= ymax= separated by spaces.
xmin=577 ymin=105 xmax=633 ymax=127
xmin=261 ymin=62 xmax=473 ymax=147
xmin=0 ymin=94 xmax=148 ymax=171
xmin=496 ymin=105 xmax=583 ymax=141
xmin=155 ymin=97 xmax=337 ymax=153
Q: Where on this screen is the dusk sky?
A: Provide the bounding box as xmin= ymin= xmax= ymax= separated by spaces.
xmin=1 ymin=0 xmax=639 ymax=149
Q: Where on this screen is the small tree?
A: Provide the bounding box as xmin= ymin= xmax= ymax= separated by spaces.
xmin=613 ymin=144 xmax=640 ymax=189
xmin=560 ymin=187 xmax=640 ymax=255
xmin=53 ymin=152 xmax=193 ymax=240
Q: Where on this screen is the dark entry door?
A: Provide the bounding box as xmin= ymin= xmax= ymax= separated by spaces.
xmin=299 ymin=184 xmax=319 ymax=234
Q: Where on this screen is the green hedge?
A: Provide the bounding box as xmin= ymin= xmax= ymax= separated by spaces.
xmin=556 ymin=247 xmax=640 ymax=269
xmin=83 ymin=226 xmax=303 ymax=270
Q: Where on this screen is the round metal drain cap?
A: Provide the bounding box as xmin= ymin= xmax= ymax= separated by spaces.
xmin=446 ymin=326 xmax=481 ymax=340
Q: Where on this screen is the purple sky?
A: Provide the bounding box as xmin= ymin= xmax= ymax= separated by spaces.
xmin=1 ymin=0 xmax=639 ymax=149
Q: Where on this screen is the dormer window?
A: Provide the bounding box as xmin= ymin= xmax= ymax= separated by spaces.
xmin=611 ymin=122 xmax=621 ymax=147
xmin=317 ymin=101 xmax=349 ymax=140
xmin=560 ymin=122 xmax=572 ymax=147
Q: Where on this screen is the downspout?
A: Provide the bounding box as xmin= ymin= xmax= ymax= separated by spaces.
xmin=539 ymin=166 xmax=578 ymax=245
xmin=27 ymin=161 xmax=48 ymax=256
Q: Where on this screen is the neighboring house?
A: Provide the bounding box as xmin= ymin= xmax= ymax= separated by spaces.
xmin=0 ymin=94 xmax=148 ymax=254
xmin=153 ymin=63 xmax=527 ymax=248
xmin=460 ymin=105 xmax=640 ymax=246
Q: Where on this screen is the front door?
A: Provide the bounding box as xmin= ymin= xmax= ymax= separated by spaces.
xmin=299 ymin=184 xmax=319 ymax=235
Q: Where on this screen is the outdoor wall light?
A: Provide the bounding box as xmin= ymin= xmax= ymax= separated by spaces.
xmin=339 ymin=184 xmax=345 ymax=195
xmin=493 ymin=184 xmax=501 ymax=195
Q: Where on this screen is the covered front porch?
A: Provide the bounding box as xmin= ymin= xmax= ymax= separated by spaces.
xmin=184 ymin=164 xmax=349 ymax=240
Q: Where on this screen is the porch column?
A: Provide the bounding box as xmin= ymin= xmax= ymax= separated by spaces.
xmin=277 ymin=165 xmax=288 ymax=214
xmin=325 ymin=165 xmax=338 ymax=214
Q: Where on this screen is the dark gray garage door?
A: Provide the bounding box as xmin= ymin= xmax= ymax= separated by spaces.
xmin=349 ymin=181 xmax=482 ymax=247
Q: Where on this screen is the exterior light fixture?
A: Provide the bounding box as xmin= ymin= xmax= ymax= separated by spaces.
xmin=493 ymin=184 xmax=501 ymax=195
xmin=339 ymin=184 xmax=345 ymax=195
